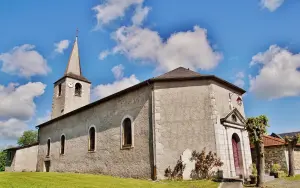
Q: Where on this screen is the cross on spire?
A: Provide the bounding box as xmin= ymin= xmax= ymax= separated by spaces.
xmin=76 ymin=28 xmax=79 ymax=37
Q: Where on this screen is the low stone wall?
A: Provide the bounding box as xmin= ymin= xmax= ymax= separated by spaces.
xmin=294 ymin=148 xmax=300 ymax=172
xmin=251 ymin=145 xmax=288 ymax=172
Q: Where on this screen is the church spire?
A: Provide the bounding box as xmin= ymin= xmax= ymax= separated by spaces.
xmin=65 ymin=31 xmax=82 ymax=76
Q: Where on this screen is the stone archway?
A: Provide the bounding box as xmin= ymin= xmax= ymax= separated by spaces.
xmin=232 ymin=133 xmax=243 ymax=176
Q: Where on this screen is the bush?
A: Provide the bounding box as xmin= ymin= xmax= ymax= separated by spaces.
xmin=278 ymin=170 xmax=286 ymax=178
xmin=271 ymin=164 xmax=281 ymax=173
xmin=251 ymin=164 xmax=257 ymax=176
xmin=190 ymin=148 xmax=223 ymax=179
xmin=0 ymin=151 xmax=7 ymax=172
xmin=164 ymin=158 xmax=186 ymax=180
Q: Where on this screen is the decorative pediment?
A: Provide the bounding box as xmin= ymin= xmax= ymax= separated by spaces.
xmin=220 ymin=108 xmax=246 ymax=127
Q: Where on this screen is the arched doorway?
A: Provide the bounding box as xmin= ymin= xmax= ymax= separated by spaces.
xmin=232 ymin=133 xmax=242 ymax=176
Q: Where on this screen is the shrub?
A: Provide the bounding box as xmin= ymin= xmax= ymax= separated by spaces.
xmin=271 ymin=164 xmax=281 ymax=173
xmin=190 ymin=148 xmax=223 ymax=179
xmin=164 ymin=158 xmax=186 ymax=180
xmin=251 ymin=163 xmax=257 ymax=176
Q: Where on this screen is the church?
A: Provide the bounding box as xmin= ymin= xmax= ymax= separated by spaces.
xmin=5 ymin=36 xmax=252 ymax=180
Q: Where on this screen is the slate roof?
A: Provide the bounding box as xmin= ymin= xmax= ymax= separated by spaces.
xmin=37 ymin=67 xmax=245 ymax=128
xmin=54 ymin=72 xmax=91 ymax=84
xmin=153 ymin=67 xmax=203 ymax=79
xmin=3 ymin=142 xmax=39 ymax=151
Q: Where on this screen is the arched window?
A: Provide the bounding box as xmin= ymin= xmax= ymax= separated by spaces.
xmin=88 ymin=127 xmax=96 ymax=151
xmin=122 ymin=118 xmax=132 ymax=147
xmin=47 ymin=139 xmax=51 ymax=157
xmin=75 ymin=83 xmax=82 ymax=96
xmin=60 ymin=135 xmax=65 ymax=155
xmin=58 ymin=83 xmax=62 ymax=96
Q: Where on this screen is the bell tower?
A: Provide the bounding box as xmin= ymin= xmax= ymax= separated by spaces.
xmin=51 ymin=34 xmax=91 ymax=119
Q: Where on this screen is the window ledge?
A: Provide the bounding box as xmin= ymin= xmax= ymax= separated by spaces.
xmin=121 ymin=145 xmax=134 ymax=150
xmin=88 ymin=150 xmax=96 ymax=153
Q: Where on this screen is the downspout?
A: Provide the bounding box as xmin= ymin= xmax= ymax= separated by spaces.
xmin=147 ymin=80 xmax=156 ymax=180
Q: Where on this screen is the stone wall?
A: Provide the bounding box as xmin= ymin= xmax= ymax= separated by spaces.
xmin=14 ymin=145 xmax=38 ymax=172
xmin=251 ymin=145 xmax=288 ymax=172
xmin=38 ymin=86 xmax=153 ymax=179
xmin=5 ymin=146 xmax=38 ymax=172
xmin=51 ymin=79 xmax=66 ymax=119
xmin=153 ymin=80 xmax=215 ymax=179
xmin=294 ymin=148 xmax=300 ymax=173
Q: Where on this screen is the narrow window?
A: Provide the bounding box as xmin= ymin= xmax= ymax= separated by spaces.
xmin=46 ymin=139 xmax=51 ymax=157
xmin=58 ymin=84 xmax=62 ymax=96
xmin=122 ymin=118 xmax=132 ymax=147
xmin=60 ymin=135 xmax=65 ymax=155
xmin=75 ymin=83 xmax=82 ymax=96
xmin=89 ymin=127 xmax=96 ymax=151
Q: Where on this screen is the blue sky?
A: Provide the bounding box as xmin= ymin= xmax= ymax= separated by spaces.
xmin=1 ymin=0 xmax=300 ymax=147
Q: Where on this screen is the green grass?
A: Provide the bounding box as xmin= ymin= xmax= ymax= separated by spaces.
xmin=0 ymin=172 xmax=219 ymax=188
xmin=284 ymin=174 xmax=300 ymax=181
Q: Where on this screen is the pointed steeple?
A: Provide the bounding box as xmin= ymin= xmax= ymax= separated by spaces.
xmin=65 ymin=35 xmax=82 ymax=76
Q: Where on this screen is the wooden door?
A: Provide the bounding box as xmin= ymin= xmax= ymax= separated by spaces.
xmin=232 ymin=137 xmax=240 ymax=176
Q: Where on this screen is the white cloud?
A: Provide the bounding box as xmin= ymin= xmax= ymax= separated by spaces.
xmin=0 ymin=44 xmax=50 ymax=77
xmin=0 ymin=118 xmax=28 ymax=140
xmin=99 ymin=50 xmax=110 ymax=60
xmin=260 ymin=0 xmax=285 ymax=12
xmin=112 ymin=64 xmax=125 ymax=80
xmin=92 ymin=0 xmax=143 ymax=28
xmin=249 ymin=45 xmax=300 ymax=99
xmin=0 ymin=82 xmax=46 ymax=120
xmin=92 ymin=74 xmax=140 ymax=99
xmin=103 ymin=25 xmax=222 ymax=73
xmin=54 ymin=40 xmax=70 ymax=54
xmin=234 ymin=71 xmax=245 ymax=88
xmin=36 ymin=111 xmax=51 ymax=125
xmin=132 ymin=5 xmax=150 ymax=26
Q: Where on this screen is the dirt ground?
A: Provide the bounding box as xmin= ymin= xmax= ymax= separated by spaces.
xmin=265 ymin=179 xmax=300 ymax=188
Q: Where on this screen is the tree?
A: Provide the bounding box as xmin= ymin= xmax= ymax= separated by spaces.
xmin=190 ymin=148 xmax=223 ymax=179
xmin=17 ymin=130 xmax=38 ymax=146
xmin=245 ymin=115 xmax=269 ymax=187
xmin=0 ymin=150 xmax=7 ymax=172
xmin=284 ymin=134 xmax=300 ymax=177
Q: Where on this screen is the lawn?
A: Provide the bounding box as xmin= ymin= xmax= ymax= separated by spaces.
xmin=0 ymin=172 xmax=219 ymax=188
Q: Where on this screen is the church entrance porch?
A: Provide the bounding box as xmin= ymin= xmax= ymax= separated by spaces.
xmin=216 ymin=108 xmax=252 ymax=179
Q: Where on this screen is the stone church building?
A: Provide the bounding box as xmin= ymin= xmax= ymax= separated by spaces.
xmin=5 ymin=36 xmax=252 ymax=180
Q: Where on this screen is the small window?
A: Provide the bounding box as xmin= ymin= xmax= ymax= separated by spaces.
xmin=122 ymin=118 xmax=132 ymax=147
xmin=75 ymin=83 xmax=82 ymax=96
xmin=46 ymin=139 xmax=51 ymax=157
xmin=88 ymin=127 xmax=96 ymax=151
xmin=58 ymin=84 xmax=62 ymax=96
xmin=60 ymin=135 xmax=65 ymax=155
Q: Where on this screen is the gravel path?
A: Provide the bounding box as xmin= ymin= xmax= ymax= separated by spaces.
xmin=265 ymin=179 xmax=300 ymax=188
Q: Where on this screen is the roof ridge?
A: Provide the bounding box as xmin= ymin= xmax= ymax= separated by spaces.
xmin=264 ymin=135 xmax=285 ymax=143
